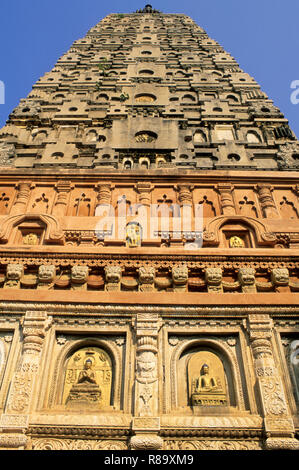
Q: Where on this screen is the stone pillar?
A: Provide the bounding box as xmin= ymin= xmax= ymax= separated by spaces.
xmin=216 ymin=183 xmax=236 ymax=215
xmin=0 ymin=311 xmax=49 ymax=449
xmin=256 ymin=184 xmax=279 ymax=219
xmin=53 ymin=181 xmax=72 ymax=217
xmin=248 ymin=314 xmax=299 ymax=450
xmin=10 ymin=181 xmax=32 ymax=215
xmin=95 ymin=183 xmax=112 ymax=208
xmin=130 ymin=313 xmax=163 ymax=451
xmin=136 ymin=182 xmax=153 ymax=207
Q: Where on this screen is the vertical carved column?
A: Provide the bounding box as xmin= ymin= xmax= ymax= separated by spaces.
xmin=95 ymin=183 xmax=112 ymax=208
xmin=10 ymin=181 xmax=32 ymax=215
xmin=136 ymin=182 xmax=153 ymax=207
xmin=216 ymin=183 xmax=236 ymax=215
xmin=176 ymin=184 xmax=193 ymax=207
xmin=130 ymin=313 xmax=163 ymax=451
xmin=0 ymin=311 xmax=49 ymax=449
xmin=256 ymin=184 xmax=279 ymax=219
xmin=248 ymin=314 xmax=299 ymax=450
xmin=53 ymin=181 xmax=72 ymax=217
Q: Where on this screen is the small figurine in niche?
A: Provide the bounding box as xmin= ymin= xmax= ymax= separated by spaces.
xmin=23 ymin=232 xmax=39 ymax=245
xmin=77 ymin=358 xmax=97 ymax=385
xmin=191 ymin=363 xmax=227 ymax=406
xmin=229 ymin=235 xmax=245 ymax=248
xmin=126 ymin=222 xmax=142 ymax=247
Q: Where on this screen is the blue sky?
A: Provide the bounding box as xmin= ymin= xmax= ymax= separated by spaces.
xmin=0 ymin=0 xmax=299 ymax=136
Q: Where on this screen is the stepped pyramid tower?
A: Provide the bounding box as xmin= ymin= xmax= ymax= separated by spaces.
xmin=0 ymin=4 xmax=299 ymax=451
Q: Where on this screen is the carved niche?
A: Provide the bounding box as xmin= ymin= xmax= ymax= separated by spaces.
xmin=62 ymin=347 xmax=112 ymax=410
xmin=187 ymin=351 xmax=228 ymax=407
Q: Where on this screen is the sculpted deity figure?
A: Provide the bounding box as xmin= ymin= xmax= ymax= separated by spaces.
xmin=126 ymin=222 xmax=142 ymax=248
xmin=229 ymin=235 xmax=245 ymax=248
xmin=66 ymin=358 xmax=102 ymax=409
xmin=77 ymin=359 xmax=97 ymax=385
xmin=191 ymin=363 xmax=227 ymax=406
xmin=193 ymin=364 xmax=221 ymax=392
xmin=23 ymin=232 xmax=39 ymax=245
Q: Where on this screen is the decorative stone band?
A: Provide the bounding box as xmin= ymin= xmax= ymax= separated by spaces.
xmin=0 ymin=433 xmax=27 ymax=449
xmin=130 ymin=434 xmax=163 ymax=451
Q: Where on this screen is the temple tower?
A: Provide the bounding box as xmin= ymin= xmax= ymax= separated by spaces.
xmin=0 ymin=5 xmax=298 ymax=451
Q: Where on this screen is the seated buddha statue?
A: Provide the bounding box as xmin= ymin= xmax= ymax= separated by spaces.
xmin=66 ymin=358 xmax=102 ymax=409
xmin=191 ymin=363 xmax=227 ymax=406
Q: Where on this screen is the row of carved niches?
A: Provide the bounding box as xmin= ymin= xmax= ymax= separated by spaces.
xmin=2 ymin=263 xmax=298 ymax=293
xmin=0 ymin=183 xmax=298 ymax=221
xmin=50 ymin=336 xmax=240 ymax=413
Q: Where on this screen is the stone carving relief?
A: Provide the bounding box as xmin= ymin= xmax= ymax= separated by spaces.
xmin=63 ymin=347 xmax=112 ymax=410
xmin=188 ymin=352 xmax=228 ymax=406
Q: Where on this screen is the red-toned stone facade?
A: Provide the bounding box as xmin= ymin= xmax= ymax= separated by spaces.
xmin=0 ymin=5 xmax=298 ymax=450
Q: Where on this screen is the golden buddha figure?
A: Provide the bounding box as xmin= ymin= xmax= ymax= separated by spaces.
xmin=229 ymin=235 xmax=245 ymax=248
xmin=23 ymin=232 xmax=39 ymax=245
xmin=126 ymin=222 xmax=142 ymax=248
xmin=66 ymin=358 xmax=102 ymax=409
xmin=191 ymin=363 xmax=227 ymax=406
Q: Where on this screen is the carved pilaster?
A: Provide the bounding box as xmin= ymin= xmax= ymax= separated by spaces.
xmin=247 ymin=314 xmax=299 ymax=449
xmin=256 ymin=184 xmax=279 ymax=219
xmin=10 ymin=181 xmax=32 ymax=215
xmin=131 ymin=313 xmax=162 ymax=450
xmin=136 ymin=182 xmax=154 ymax=207
xmin=176 ymin=184 xmax=193 ymax=206
xmin=53 ymin=181 xmax=72 ymax=217
xmin=96 ymin=183 xmax=112 ymax=207
xmin=1 ymin=311 xmax=49 ymax=449
xmin=216 ymin=183 xmax=236 ymax=215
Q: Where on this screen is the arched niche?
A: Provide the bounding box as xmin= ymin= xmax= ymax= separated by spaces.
xmin=246 ymin=131 xmax=261 ymax=143
xmin=0 ymin=213 xmax=64 ymax=245
xmin=135 ymin=93 xmax=156 ymax=103
xmin=204 ymin=215 xmax=277 ymax=247
xmin=62 ymin=346 xmax=112 ymax=410
xmin=49 ymin=338 xmax=121 ymax=411
xmin=194 ymin=130 xmax=207 ymax=144
xmin=171 ymin=339 xmax=245 ymax=411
